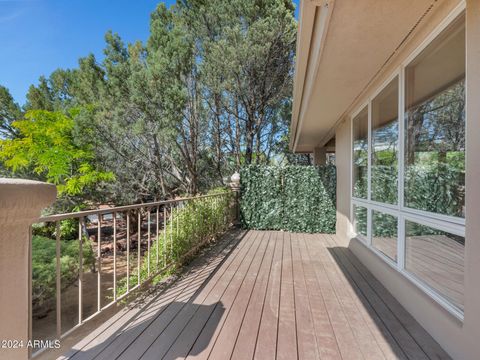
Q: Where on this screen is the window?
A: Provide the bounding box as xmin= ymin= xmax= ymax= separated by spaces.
xmin=372 ymin=78 xmax=398 ymax=205
xmin=405 ymin=221 xmax=464 ymax=311
xmin=352 ymin=107 xmax=368 ymax=199
xmin=353 ymin=205 xmax=367 ymax=237
xmin=350 ymin=11 xmax=465 ymax=317
xmin=404 ymin=15 xmax=465 ymax=218
xmin=372 ymin=211 xmax=397 ymax=262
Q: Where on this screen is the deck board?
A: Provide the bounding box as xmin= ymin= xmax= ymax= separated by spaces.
xmin=230 ymin=231 xmax=276 ymax=360
xmin=58 ymin=230 xmax=451 ymax=360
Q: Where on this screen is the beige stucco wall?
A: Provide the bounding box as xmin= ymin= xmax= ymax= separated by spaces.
xmin=335 ymin=119 xmax=351 ymax=247
xmin=331 ymin=0 xmax=480 ymax=358
xmin=312 ymin=146 xmax=326 ymax=165
xmin=462 ymin=0 xmax=480 ymax=356
xmin=0 ymin=179 xmax=57 ymax=360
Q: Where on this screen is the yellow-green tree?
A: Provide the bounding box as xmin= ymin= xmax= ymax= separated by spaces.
xmin=0 ymin=109 xmax=114 ymax=201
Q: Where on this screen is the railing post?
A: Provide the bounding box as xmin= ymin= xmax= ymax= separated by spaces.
xmin=0 ymin=179 xmax=56 ymax=360
xmin=229 ymin=172 xmax=241 ymax=226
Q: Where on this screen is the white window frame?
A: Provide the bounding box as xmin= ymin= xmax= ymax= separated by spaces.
xmin=349 ymin=1 xmax=466 ymax=321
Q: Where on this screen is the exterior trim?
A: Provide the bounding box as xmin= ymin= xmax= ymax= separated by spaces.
xmin=290 ymin=0 xmax=335 ymax=151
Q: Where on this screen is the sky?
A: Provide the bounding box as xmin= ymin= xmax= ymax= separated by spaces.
xmin=0 ymin=0 xmax=299 ymax=106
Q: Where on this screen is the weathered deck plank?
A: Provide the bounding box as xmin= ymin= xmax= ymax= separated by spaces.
xmin=58 ymin=230 xmax=450 ymax=360
xmin=253 ymin=231 xmax=283 ymax=360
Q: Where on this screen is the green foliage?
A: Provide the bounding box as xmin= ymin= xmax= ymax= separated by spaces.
xmin=240 ymin=165 xmax=336 ymax=233
xmin=372 ymin=211 xmax=397 ymax=238
xmin=0 ymin=109 xmax=114 ymax=196
xmin=31 ymin=218 xmax=79 ymax=240
xmin=355 ymin=162 xmax=465 ymax=217
xmin=405 ymin=162 xmax=465 ymax=217
xmin=353 ymin=205 xmax=367 ymax=236
xmin=0 ymin=0 xmax=297 ymax=206
xmin=32 ymin=235 xmax=95 ymax=312
xmin=0 ymin=85 xmax=22 ymax=139
xmin=116 ymin=191 xmax=234 ymax=296
xmin=240 ymin=166 xmax=284 ymax=230
xmin=354 ymin=161 xmax=465 ymax=237
xmin=371 ymin=165 xmax=397 ymax=204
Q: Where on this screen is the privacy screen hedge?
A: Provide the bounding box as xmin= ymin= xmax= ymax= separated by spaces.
xmin=240 ymin=165 xmax=336 ymax=233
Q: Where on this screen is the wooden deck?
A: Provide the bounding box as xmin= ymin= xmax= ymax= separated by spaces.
xmin=58 ymin=230 xmax=451 ymax=360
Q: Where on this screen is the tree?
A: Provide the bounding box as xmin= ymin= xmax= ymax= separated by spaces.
xmin=0 ymin=85 xmax=22 ymax=139
xmin=183 ymin=0 xmax=297 ymax=166
xmin=1 ymin=0 xmax=298 ymax=207
xmin=25 ymin=70 xmax=75 ymax=112
xmin=0 ymin=109 xmax=114 ymax=209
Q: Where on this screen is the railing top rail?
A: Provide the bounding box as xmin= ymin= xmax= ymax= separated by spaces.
xmin=38 ymin=191 xmax=231 ymax=223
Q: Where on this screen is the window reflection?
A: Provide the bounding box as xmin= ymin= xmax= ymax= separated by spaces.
xmin=353 ymin=205 xmax=367 ymax=237
xmin=372 ymin=211 xmax=397 ymax=261
xmin=352 ymin=107 xmax=368 ymax=199
xmin=372 ymin=78 xmax=398 ymax=204
xmin=404 ymin=16 xmax=465 ymax=218
xmin=405 ymin=221 xmax=464 ymax=311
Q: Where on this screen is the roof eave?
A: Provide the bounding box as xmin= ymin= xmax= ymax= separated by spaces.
xmin=290 ymin=0 xmax=334 ymax=153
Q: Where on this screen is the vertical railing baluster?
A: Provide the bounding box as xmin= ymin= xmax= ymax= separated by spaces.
xmin=78 ymin=217 xmax=84 ymax=324
xmin=212 ymin=197 xmax=214 ymax=235
xmin=156 ymin=206 xmax=159 ymax=270
xmin=214 ymin=197 xmax=217 ymax=234
xmin=137 ymin=210 xmax=141 ymax=285
xmin=176 ymin=203 xmax=179 ymax=239
xmin=28 ymin=225 xmax=32 ymax=360
xmin=193 ymin=199 xmax=197 ymax=245
xmin=55 ymin=221 xmax=61 ymax=338
xmin=113 ymin=212 xmax=117 ymax=301
xmin=223 ymin=194 xmax=226 ymax=229
xmin=170 ymin=205 xmax=174 ymax=260
xmin=97 ymin=214 xmax=101 ymax=312
xmin=147 ymin=209 xmax=151 ymax=277
xmin=163 ymin=206 xmax=167 ymax=267
xmin=126 ymin=211 xmax=130 ymax=292
xmin=200 ymin=198 xmax=202 ymax=240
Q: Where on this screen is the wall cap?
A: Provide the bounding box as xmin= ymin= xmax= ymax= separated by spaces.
xmin=0 ymin=178 xmax=57 ymax=224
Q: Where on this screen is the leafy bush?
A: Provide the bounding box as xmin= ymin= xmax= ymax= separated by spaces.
xmin=32 ymin=235 xmax=95 ymax=313
xmin=32 ymin=218 xmax=79 ymax=240
xmin=116 ymin=191 xmax=234 ymax=296
xmin=240 ymin=165 xmax=336 ymax=233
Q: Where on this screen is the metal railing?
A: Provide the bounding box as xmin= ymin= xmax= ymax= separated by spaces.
xmin=30 ymin=191 xmax=234 ymax=356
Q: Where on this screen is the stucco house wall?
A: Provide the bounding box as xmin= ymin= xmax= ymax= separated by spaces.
xmin=332 ymin=1 xmax=480 ymax=358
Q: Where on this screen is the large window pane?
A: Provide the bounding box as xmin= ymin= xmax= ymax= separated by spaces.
xmin=352 ymin=107 xmax=368 ymax=199
xmin=372 ymin=78 xmax=398 ymax=204
xmin=372 ymin=211 xmax=397 ymax=261
xmin=353 ymin=205 xmax=367 ymax=237
xmin=405 ymin=221 xmax=464 ymax=311
xmin=404 ymin=16 xmax=465 ymax=218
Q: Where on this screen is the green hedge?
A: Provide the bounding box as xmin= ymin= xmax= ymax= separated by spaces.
xmin=240 ymin=165 xmax=336 ymax=233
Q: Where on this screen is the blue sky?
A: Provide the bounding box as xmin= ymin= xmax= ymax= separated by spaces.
xmin=0 ymin=0 xmax=299 ymax=105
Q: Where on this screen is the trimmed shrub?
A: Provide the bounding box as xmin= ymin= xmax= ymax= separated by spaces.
xmin=240 ymin=165 xmax=336 ymax=233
